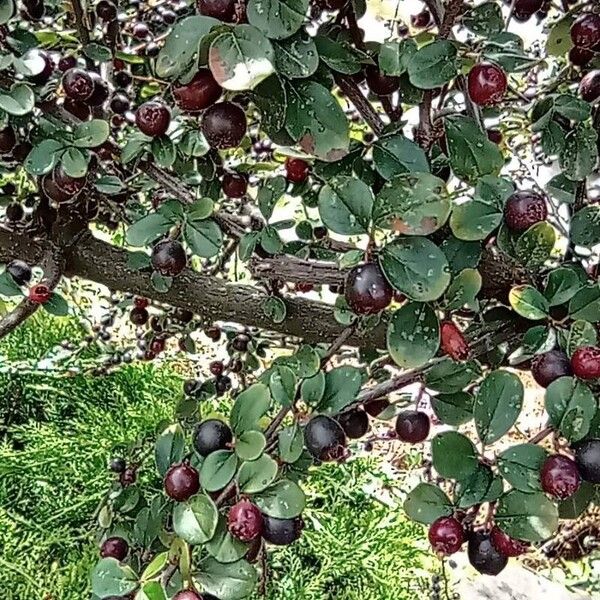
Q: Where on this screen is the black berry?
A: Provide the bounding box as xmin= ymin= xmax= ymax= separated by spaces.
xmin=193 ymin=419 xmax=233 ymax=456
xmin=262 ymin=515 xmax=304 ymax=545
xmin=304 ymin=415 xmax=347 ymax=462
xmin=151 ymin=239 xmax=187 ymax=276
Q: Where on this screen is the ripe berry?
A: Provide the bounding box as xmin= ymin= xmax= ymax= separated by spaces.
xmin=109 ymin=457 xmax=127 ymax=473
xmin=201 ymin=102 xmax=247 ymax=149
xmin=579 ymin=70 xmax=600 ymax=103
xmin=574 ymin=439 xmax=600 ymax=484
xmin=132 ymin=22 xmax=150 ymax=40
xmin=468 ymin=531 xmax=508 ymax=576
xmin=504 ymin=190 xmax=547 ymax=232
xmin=304 ymin=415 xmax=347 ymax=461
xmin=100 ymin=537 xmax=129 ymax=561
xmin=569 ymin=47 xmax=594 ymax=67
xmin=183 ymin=379 xmax=199 ymax=396
xmin=395 ymin=410 xmax=430 ymax=443
xmin=411 ymin=9 xmax=431 ymax=28
xmin=365 ymin=65 xmax=400 ymax=96
xmin=570 ymin=13 xmax=600 ymax=49
xmin=64 ymin=98 xmax=91 ymax=121
xmin=486 ymin=128 xmax=503 ymax=145
xmin=363 ymin=398 xmax=390 ymax=417
xmin=96 ymin=0 xmax=117 ymax=20
xmin=136 ymin=101 xmax=171 ymax=137
xmin=120 ymin=467 xmax=137 ymax=486
xmin=197 ymin=0 xmax=235 ymax=21
xmin=541 ymin=454 xmax=581 ymax=499
xmin=87 ymin=73 xmax=110 ymax=107
xmin=173 ymin=590 xmax=203 ymax=600
xmin=193 ymin=419 xmax=233 ymax=456
xmin=428 ymin=517 xmax=464 ymax=555
xmin=344 ymin=263 xmax=393 ymax=315
xmin=232 ymin=333 xmax=250 ymax=352
xmin=205 ymin=325 xmax=221 ymax=341
xmin=228 ymin=500 xmax=263 ymax=541
xmin=62 ymin=68 xmax=94 ymax=102
xmin=23 ymin=50 xmax=53 ymax=85
xmin=440 ymin=321 xmax=470 ymax=361
xmin=164 ymin=463 xmax=200 ymax=501
xmin=173 ymin=69 xmax=222 ymax=113
xmin=28 ymin=284 xmax=51 ymax=304
xmin=336 ymin=409 xmax=369 ymax=439
xmin=110 ymin=93 xmax=130 ymax=114
xmin=0 ymin=126 xmax=16 ymax=155
xmin=531 ymin=350 xmax=572 ymax=388
xmin=114 ymin=70 xmax=132 ymax=88
xmin=571 ymin=346 xmax=600 ymax=380
xmin=151 ymin=239 xmax=187 ymax=277
xmin=7 ymin=260 xmax=32 ymax=285
xmin=262 ymin=515 xmax=304 ymax=545
xmin=215 ymin=374 xmax=232 ymax=396
xmin=209 ymin=360 xmax=224 ymax=376
xmin=285 ymin=158 xmax=310 ymax=184
xmin=490 ymin=526 xmax=528 ymax=557
xmin=467 ymin=63 xmax=507 ymax=106
xmin=222 ymin=172 xmax=248 ymax=198
xmin=512 ymin=0 xmax=543 ymax=17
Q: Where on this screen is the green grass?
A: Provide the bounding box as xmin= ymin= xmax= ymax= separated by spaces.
xmin=0 ymin=314 xmax=428 ymax=599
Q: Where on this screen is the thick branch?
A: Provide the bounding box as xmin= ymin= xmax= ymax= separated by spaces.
xmin=335 ymin=75 xmax=386 ymax=137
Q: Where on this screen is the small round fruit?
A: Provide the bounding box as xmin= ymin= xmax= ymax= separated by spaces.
xmin=486 ymin=128 xmax=503 ymax=145
xmin=193 ymin=419 xmax=233 ymax=456
xmin=531 ymin=349 xmax=572 ymax=388
xmin=468 ymin=531 xmax=508 ymax=576
xmin=209 ymin=360 xmax=224 ymax=376
xmin=232 ymin=333 xmax=250 ymax=352
xmin=541 ymin=454 xmax=581 ymax=499
xmin=0 ymin=126 xmax=16 ymax=155
xmin=467 ymin=63 xmax=507 ymax=106
xmin=58 ymin=56 xmax=77 ymax=72
xmin=490 ymin=526 xmax=528 ymax=557
xmin=110 ymin=93 xmax=130 ymax=114
xmin=262 ymin=515 xmax=304 ymax=545
xmin=304 ymin=415 xmax=347 ymax=461
xmin=365 ymin=65 xmax=400 ymax=96
xmin=503 ymin=190 xmax=547 ymax=232
xmin=222 ymin=172 xmax=248 ymax=198
xmin=7 ymin=260 xmax=32 ymax=285
xmin=28 ymin=283 xmax=51 ymax=304
xmin=228 ymin=500 xmax=264 ymax=542
xmin=151 ymin=239 xmax=187 ymax=277
xmin=87 ymin=73 xmax=110 ymax=107
xmin=336 ymin=409 xmax=369 ymax=439
xmin=114 ymin=70 xmax=132 ymax=88
xmin=571 ymin=346 xmax=600 ymax=380
xmin=136 ymin=101 xmax=171 ymax=137
xmin=172 ymin=69 xmax=222 ymax=113
xmin=440 ymin=320 xmax=470 ymax=361
xmin=570 ymin=13 xmax=600 ymax=49
xmin=120 ymin=467 xmax=137 ymax=486
xmin=363 ymin=398 xmax=390 ymax=417
xmin=164 ymin=463 xmax=200 ymax=501
xmin=201 ymin=102 xmax=247 ymax=149
xmin=285 ymin=157 xmax=310 ymax=183
xmin=62 ymin=68 xmax=94 ymax=102
xmin=109 ymin=457 xmax=127 ymax=473
xmin=395 ymin=410 xmax=430 ymax=443
xmin=96 ymin=0 xmax=117 ymax=20
xmin=100 ymin=536 xmax=129 ymax=561
xmin=428 ymin=517 xmax=464 ymax=555
xmin=64 ymin=98 xmax=91 ymax=121
xmin=23 ymin=49 xmax=54 ymax=85
xmin=579 ymin=70 xmax=600 ymax=103
xmin=6 ymin=203 xmax=23 ymax=222
xmin=130 ymin=306 xmax=149 ymax=325
xmin=173 ymin=590 xmax=203 ymax=600
xmin=197 ymin=0 xmax=235 ymax=21
xmin=513 ymin=0 xmax=543 ymax=15
xmin=569 ymin=46 xmax=594 ymax=67
xmin=574 ymin=439 xmax=600 ymax=483
xmin=344 ymin=263 xmax=393 ymax=315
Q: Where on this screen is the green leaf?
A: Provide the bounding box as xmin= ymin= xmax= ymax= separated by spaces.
xmin=209 ymin=25 xmax=275 ymax=91
xmin=61 ymin=146 xmax=89 ymax=178
xmin=515 ymin=222 xmax=556 ymax=268
xmin=496 ymin=491 xmax=558 ymax=542
xmin=544 ymin=267 xmax=582 ymax=306
xmin=545 ymin=377 xmax=596 ymax=442
xmin=378 ymin=39 xmax=416 ymax=75
xmin=0 ymin=83 xmax=34 ymax=115
xmin=314 ymin=35 xmax=369 ymax=75
xmin=137 ymin=582 xmax=167 ymax=600
xmin=474 ymin=370 xmax=523 ymax=445
xmin=257 ymin=175 xmax=286 ymax=220
xmin=200 ymin=450 xmax=238 ymax=492
xmin=373 ymin=172 xmax=449 ymax=234
xmin=237 ymin=454 xmax=279 ymax=493
xmin=133 ymin=503 xmax=162 ymax=548
xmin=426 ymin=359 xmax=481 ymax=393
xmin=247 ymin=0 xmax=308 ymax=39
xmin=91 ymin=558 xmax=138 ymax=599
xmin=317 ymin=366 xmax=362 ymax=414
xmin=431 ymin=431 xmax=478 ymax=480
xmin=206 ymin=515 xmax=248 ymax=563
xmin=509 ymin=285 xmax=549 ymax=320
xmin=558 ymin=482 xmax=595 ymax=520
xmin=269 ymin=365 xmax=296 ymax=406
xmin=497 ymin=443 xmax=548 ymax=492
xmin=463 ymin=1 xmax=504 ymax=36
xmin=151 ymin=137 xmax=176 ymax=168
xmin=571 ymin=205 xmax=600 ymax=248
xmin=155 ymin=15 xmax=220 ymax=79
xmin=564 ymin=320 xmax=598 ymax=357
xmin=274 ymin=33 xmax=319 ymax=79
xmin=407 ymin=40 xmax=459 ymax=89
xmin=559 ymin=124 xmax=598 ymax=182
xmin=184 ymin=219 xmax=222 ymax=258
xmin=95 ymin=175 xmax=125 ymax=195
xmin=141 ymin=553 xmax=168 ymax=581
xmin=387 ymin=302 xmax=439 ymax=369
xmin=278 ymin=425 xmax=304 ymax=463
xmin=431 ymin=392 xmax=474 ymax=426
xmin=444 ymin=268 xmax=482 ymax=310
xmin=262 ymin=296 xmax=286 ymax=324
xmin=155 ymin=423 xmax=186 ymax=476
xmin=445 ymin=115 xmax=504 ymax=183
xmin=24 ymin=139 xmax=62 ymax=176
xmin=254 ymin=479 xmax=305 ymax=518
xmin=546 ymin=14 xmax=574 ymax=56
xmin=252 ymin=75 xmax=287 ymax=136
xmin=455 ymin=464 xmax=503 ymax=509
xmin=285 ymin=80 xmax=349 ymax=161
xmin=372 ymin=134 xmax=429 ymax=180
xmin=0 ymin=0 xmax=15 ymax=25
xmin=379 ymin=237 xmax=450 ymax=301
xmin=73 ymin=119 xmax=110 ymax=148
xmin=403 ymin=483 xmax=453 ymax=524
xmin=317 ymin=176 xmax=373 ymax=235
xmin=235 ymin=430 xmax=266 ymax=461
xmin=230 ymin=383 xmax=271 ymax=435
xmin=180 ymin=130 xmax=210 ymax=157
xmin=569 ymin=285 xmax=600 ymax=322
xmin=42 ymin=292 xmax=69 ymax=317
xmin=301 ymin=371 xmax=325 ymax=406
xmin=442 ymin=236 xmax=482 ymax=276
xmin=126 ymin=213 xmax=175 ymax=247
xmin=197 ymin=558 xmax=257 ymax=600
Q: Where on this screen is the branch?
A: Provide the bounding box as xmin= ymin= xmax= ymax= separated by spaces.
xmin=69 ymin=0 xmax=91 ymax=47
xmin=250 ymin=255 xmax=345 ymax=286
xmin=335 ymin=74 xmax=386 ymax=137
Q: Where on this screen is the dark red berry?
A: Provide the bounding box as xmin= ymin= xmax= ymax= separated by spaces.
xmin=363 ymin=398 xmax=390 ymax=417
xmin=428 ymin=517 xmax=464 ymax=555
xmin=120 ymin=467 xmax=137 ymax=486
xmin=173 ymin=590 xmax=203 ymax=600
xmin=64 ymin=98 xmax=91 ymax=121
xmin=201 ymin=102 xmax=247 ymax=149
xmin=336 ymin=409 xmax=369 ymax=439
xmin=467 ymin=63 xmax=507 ymax=106
xmin=87 ymin=73 xmax=110 ymax=107
xmin=569 ymin=46 xmax=594 ymax=67
xmin=468 ymin=531 xmax=508 ymax=576
xmin=197 ymin=0 xmax=235 ymax=21
xmin=164 ymin=463 xmax=200 ymax=501
xmin=24 ymin=50 xmax=53 ymax=85
xmin=100 ymin=537 xmax=129 ymax=561
xmin=440 ymin=320 xmax=470 ymax=361
xmin=129 ymin=306 xmax=149 ymax=326
xmin=28 ymin=284 xmax=51 ymax=304
xmin=232 ymin=333 xmax=250 ymax=352
xmin=62 ymin=68 xmax=94 ymax=102
xmin=571 ymin=346 xmax=600 ymax=380
xmin=193 ymin=419 xmax=233 ymax=456
xmin=344 ymin=263 xmax=393 ymax=315
xmin=365 ymin=65 xmax=400 ymax=96
xmin=490 ymin=526 xmax=528 ymax=557
xmin=395 ymin=410 xmax=430 ymax=443
xmin=5 ymin=203 xmax=23 ymax=222
xmin=96 ymin=0 xmax=117 ymax=20
xmin=262 ymin=515 xmax=304 ymax=545
xmin=222 ymin=172 xmax=248 ymax=198
xmin=504 ymin=190 xmax=547 ymax=232
xmin=541 ymin=454 xmax=581 ymax=499
xmin=304 ymin=415 xmax=347 ymax=461
xmin=579 ymin=70 xmax=600 ymax=103
xmin=513 ymin=0 xmax=543 ymax=15
xmin=574 ymin=439 xmax=600 ymax=484
xmin=209 ymin=360 xmax=224 ymax=376
xmin=204 ymin=325 xmax=222 ymax=341
xmin=285 ymin=158 xmax=310 ymax=184
xmin=531 ymin=350 xmax=572 ymax=388
xmin=136 ymin=101 xmax=171 ymax=137
xmin=132 ymin=22 xmax=150 ymax=40
xmin=0 ymin=126 xmax=16 ymax=155
xmin=295 ymin=282 xmax=314 ymax=293
xmin=411 ymin=9 xmax=431 ymax=27
xmin=486 ymin=128 xmax=503 ymax=145
xmin=228 ymin=500 xmax=263 ymax=542
xmin=172 ymin=69 xmax=222 ymax=113
xmin=150 ymin=337 xmax=166 ymax=355
xmin=151 ymin=239 xmax=187 ymax=277
xmin=134 ymin=297 xmax=149 ymax=309
xmin=570 ymin=13 xmax=600 ymax=49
